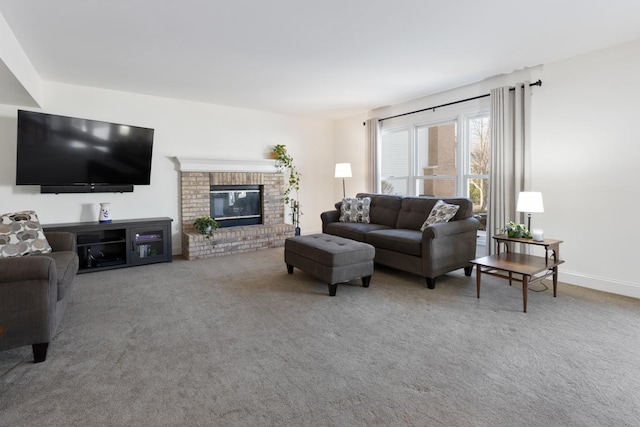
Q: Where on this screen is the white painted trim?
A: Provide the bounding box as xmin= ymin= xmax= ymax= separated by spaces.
xmin=560 ymin=271 xmax=640 ymax=300
xmin=175 ymin=157 xmax=277 ymax=173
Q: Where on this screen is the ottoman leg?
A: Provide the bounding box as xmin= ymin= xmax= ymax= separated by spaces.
xmin=328 ymin=283 xmax=337 ymax=296
xmin=362 ymin=276 xmax=371 ymax=288
xmin=286 ymin=264 xmax=294 ymax=274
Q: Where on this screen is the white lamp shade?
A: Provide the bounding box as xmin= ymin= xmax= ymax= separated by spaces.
xmin=516 ymin=191 xmax=544 ymax=213
xmin=334 ymin=163 xmax=352 ymax=178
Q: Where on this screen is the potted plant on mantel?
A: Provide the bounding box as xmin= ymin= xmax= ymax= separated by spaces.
xmin=194 ymin=215 xmax=219 ymax=244
xmin=271 ymin=144 xmax=302 ymax=235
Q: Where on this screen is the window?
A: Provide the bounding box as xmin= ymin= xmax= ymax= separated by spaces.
xmin=380 ymin=129 xmax=409 ymax=195
xmin=465 ymin=114 xmax=490 ymax=232
xmin=416 ymin=122 xmax=457 ymax=197
xmin=380 ymin=121 xmax=458 ymax=197
xmin=378 ymin=101 xmax=490 ymax=244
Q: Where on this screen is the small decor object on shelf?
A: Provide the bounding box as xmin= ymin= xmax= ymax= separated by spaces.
xmin=532 ymin=229 xmax=544 ymax=241
xmin=194 ymin=215 xmax=219 ymax=240
xmin=99 ymin=202 xmax=112 ymax=223
xmin=504 ymin=221 xmax=531 ymax=238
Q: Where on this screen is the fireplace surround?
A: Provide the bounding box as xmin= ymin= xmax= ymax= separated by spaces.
xmin=177 ymin=158 xmax=295 ymax=260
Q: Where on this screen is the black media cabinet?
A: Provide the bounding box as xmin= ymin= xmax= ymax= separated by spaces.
xmin=44 ymin=217 xmax=173 ymax=273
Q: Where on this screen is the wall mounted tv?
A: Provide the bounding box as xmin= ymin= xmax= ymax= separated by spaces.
xmin=16 ymin=110 xmax=154 ymax=194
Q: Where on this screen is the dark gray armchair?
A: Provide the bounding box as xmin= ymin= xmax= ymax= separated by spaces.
xmin=0 ymin=232 xmax=79 ymax=362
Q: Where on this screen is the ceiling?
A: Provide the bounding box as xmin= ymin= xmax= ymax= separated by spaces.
xmin=1 ymin=1 xmax=640 ymax=119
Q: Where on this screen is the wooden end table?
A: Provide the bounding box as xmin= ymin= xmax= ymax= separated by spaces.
xmin=470 ymin=235 xmax=564 ymax=313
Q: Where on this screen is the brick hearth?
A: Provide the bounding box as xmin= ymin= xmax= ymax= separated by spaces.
xmin=181 ymin=171 xmax=295 ymax=260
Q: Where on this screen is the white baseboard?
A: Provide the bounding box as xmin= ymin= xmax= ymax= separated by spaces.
xmin=560 ymin=271 xmax=640 ymax=300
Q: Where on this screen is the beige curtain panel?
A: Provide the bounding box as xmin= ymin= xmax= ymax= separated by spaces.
xmin=487 ymin=82 xmax=532 ymax=254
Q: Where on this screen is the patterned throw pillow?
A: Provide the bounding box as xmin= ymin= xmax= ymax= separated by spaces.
xmin=420 ymin=200 xmax=459 ymax=231
xmin=0 ymin=210 xmax=52 ymax=258
xmin=339 ymin=197 xmax=371 ymax=223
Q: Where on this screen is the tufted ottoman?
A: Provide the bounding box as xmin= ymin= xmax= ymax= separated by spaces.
xmin=284 ymin=233 xmax=375 ymax=296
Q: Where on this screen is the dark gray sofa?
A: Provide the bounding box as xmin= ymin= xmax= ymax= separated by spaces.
xmin=321 ymin=193 xmax=480 ymax=288
xmin=0 ymin=232 xmax=79 ymax=362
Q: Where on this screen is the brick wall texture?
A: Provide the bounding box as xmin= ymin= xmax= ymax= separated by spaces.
xmin=181 ymin=171 xmax=295 ymax=260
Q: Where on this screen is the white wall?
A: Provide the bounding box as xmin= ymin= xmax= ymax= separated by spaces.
xmin=333 ymin=113 xmax=368 ymax=200
xmin=533 ymin=39 xmax=640 ymax=298
xmin=0 ymin=82 xmax=335 ymax=253
xmin=346 ymin=39 xmax=640 ymax=299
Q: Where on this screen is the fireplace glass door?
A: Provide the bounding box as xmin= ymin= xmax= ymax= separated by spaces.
xmin=210 ymin=185 xmax=262 ymax=227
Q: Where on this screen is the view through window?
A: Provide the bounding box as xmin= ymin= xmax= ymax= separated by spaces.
xmin=379 ymin=107 xmax=490 ymax=243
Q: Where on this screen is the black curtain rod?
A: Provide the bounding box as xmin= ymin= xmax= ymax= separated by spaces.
xmin=373 ymin=79 xmax=542 ymax=123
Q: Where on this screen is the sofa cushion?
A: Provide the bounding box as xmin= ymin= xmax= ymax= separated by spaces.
xmin=0 ymin=210 xmax=52 ymax=258
xmin=365 ymin=229 xmax=423 ymax=257
xmin=355 ymin=193 xmax=403 ymax=228
xmin=440 ymin=198 xmax=474 ymax=221
xmin=395 ymin=197 xmax=438 ymax=230
xmin=420 ymin=200 xmax=460 ymax=231
xmin=339 ymin=197 xmax=371 ymax=223
xmin=325 ymin=222 xmax=391 ymax=243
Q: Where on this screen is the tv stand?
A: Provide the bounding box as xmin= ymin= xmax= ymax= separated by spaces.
xmin=44 ymin=217 xmax=172 ymax=273
xmin=40 ymin=184 xmax=134 ymax=194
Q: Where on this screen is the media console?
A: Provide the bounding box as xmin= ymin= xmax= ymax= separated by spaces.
xmin=44 ymin=217 xmax=173 ymax=273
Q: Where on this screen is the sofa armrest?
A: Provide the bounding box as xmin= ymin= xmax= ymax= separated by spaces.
xmin=0 ymin=256 xmax=57 ymax=283
xmin=45 ymin=231 xmax=77 ymax=253
xmin=320 ymin=210 xmax=341 ymax=232
xmin=0 ymin=256 xmax=58 ymax=351
xmin=420 ymin=217 xmax=481 ymax=278
xmin=422 ymin=217 xmax=481 ymax=239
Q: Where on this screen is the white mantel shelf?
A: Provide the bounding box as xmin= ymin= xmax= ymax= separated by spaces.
xmin=175 ymin=157 xmax=278 ymax=173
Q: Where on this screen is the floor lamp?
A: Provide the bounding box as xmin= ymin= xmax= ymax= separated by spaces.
xmin=334 ymin=163 xmax=352 ymax=198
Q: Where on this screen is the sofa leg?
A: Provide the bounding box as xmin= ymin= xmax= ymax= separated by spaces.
xmin=464 ymin=266 xmax=473 ymax=276
xmin=362 ymin=276 xmax=371 ymax=288
xmin=328 ymin=283 xmax=337 ymax=296
xmin=426 ymin=277 xmax=436 ymax=289
xmin=286 ymin=264 xmax=294 ymax=274
xmin=32 ymin=343 xmax=48 ymax=363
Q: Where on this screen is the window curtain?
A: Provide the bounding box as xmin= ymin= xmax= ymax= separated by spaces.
xmin=365 ymin=118 xmax=380 ymax=193
xmin=487 ymin=82 xmax=532 ymax=254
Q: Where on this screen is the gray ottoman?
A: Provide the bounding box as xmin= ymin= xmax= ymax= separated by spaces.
xmin=284 ymin=233 xmax=375 ymax=296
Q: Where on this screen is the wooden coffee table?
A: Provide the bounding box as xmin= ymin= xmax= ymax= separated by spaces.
xmin=471 ymin=235 xmax=564 ymax=313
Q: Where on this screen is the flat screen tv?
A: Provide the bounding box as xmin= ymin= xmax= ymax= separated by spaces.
xmin=16 ymin=110 xmax=154 ymax=193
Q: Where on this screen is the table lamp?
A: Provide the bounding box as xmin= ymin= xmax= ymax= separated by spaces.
xmin=516 ymin=191 xmax=544 ymax=239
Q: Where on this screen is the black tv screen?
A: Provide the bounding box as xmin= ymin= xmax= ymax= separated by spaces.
xmin=16 ymin=110 xmax=154 ymax=189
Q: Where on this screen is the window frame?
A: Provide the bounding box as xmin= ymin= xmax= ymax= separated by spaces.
xmin=379 ymin=100 xmax=490 ymax=199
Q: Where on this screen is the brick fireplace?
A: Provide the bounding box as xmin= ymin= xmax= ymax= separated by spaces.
xmin=177 ymin=158 xmax=295 ymax=260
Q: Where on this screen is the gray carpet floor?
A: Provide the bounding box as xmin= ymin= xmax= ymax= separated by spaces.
xmin=1 ymin=248 xmax=639 ymax=426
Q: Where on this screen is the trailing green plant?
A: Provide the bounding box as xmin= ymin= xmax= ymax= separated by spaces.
xmin=271 ymin=144 xmax=302 ymax=227
xmin=504 ymin=221 xmax=532 ymax=239
xmin=194 ymin=215 xmax=219 ymax=239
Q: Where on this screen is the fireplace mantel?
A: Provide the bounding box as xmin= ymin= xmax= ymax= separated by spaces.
xmin=175 ymin=157 xmax=277 ymax=173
